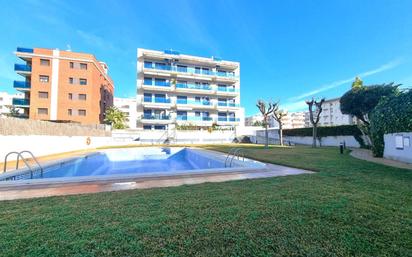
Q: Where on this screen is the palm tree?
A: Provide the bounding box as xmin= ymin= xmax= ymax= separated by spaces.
xmin=104 ymin=106 xmax=128 ymax=129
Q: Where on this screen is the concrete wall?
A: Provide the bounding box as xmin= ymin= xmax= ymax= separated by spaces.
xmin=0 ymin=135 xmax=116 ymax=161
xmin=384 ymin=132 xmax=412 ymax=164
xmin=0 ymin=117 xmax=111 ymax=136
xmin=112 ymin=129 xmax=236 ymax=144
xmin=249 ymin=128 xmax=360 ymax=147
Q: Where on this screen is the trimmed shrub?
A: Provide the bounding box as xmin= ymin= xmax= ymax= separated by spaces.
xmin=283 ymin=125 xmax=362 ymax=137
xmin=369 ymin=90 xmax=412 ymax=157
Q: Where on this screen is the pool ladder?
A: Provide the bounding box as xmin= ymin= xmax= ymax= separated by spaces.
xmin=224 ymin=148 xmax=245 ymax=167
xmin=3 ymin=151 xmax=44 ymax=179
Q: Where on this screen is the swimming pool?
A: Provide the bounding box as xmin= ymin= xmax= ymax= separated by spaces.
xmin=0 ymin=147 xmax=266 ymax=184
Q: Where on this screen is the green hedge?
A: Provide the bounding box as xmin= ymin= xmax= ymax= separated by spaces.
xmin=283 ymin=125 xmax=362 ymax=137
xmin=370 ymin=90 xmax=412 ymax=157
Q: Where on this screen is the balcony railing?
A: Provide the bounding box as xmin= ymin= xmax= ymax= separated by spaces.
xmin=13 ymin=81 xmax=31 ymax=89
xmin=142 ymin=114 xmax=170 ymax=120
xmin=176 ymin=99 xmax=212 ymax=106
xmin=144 ymin=64 xmax=237 ymax=78
xmin=14 ymin=64 xmax=32 ymax=72
xmin=143 ymin=97 xmax=171 ymax=104
xmin=177 ymin=116 xmax=213 ymax=121
xmin=12 ymin=98 xmax=30 ymax=106
xmin=217 ymin=87 xmax=237 ymax=92
xmin=218 ymin=117 xmax=240 ymax=122
xmin=176 ymin=83 xmax=212 ymax=91
xmin=218 ymin=102 xmax=240 ymax=107
xmin=16 ymin=47 xmax=34 ymax=53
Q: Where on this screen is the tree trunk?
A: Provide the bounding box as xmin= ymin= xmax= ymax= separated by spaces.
xmin=279 ymin=124 xmax=283 ymax=146
xmin=312 ymin=125 xmax=317 ymax=148
xmin=265 ymin=125 xmax=269 ymax=149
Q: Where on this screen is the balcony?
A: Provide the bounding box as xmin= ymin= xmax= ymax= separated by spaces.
xmin=218 ymin=102 xmax=240 ymax=108
xmin=14 ymin=64 xmax=32 ymax=75
xmin=141 ymin=114 xmax=170 ymax=120
xmin=16 ymin=47 xmax=34 ymax=53
xmin=176 ymin=116 xmax=213 ymax=122
xmin=144 ymin=64 xmax=238 ymax=79
xmin=13 ymin=81 xmax=31 ymax=91
xmin=176 ymin=83 xmax=212 ymax=91
xmin=12 ymin=98 xmax=30 ymax=107
xmin=176 ymin=99 xmax=213 ymax=108
xmin=218 ymin=117 xmax=240 ymax=122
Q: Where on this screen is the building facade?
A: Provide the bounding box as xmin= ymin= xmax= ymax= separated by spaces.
xmin=13 ymin=47 xmax=114 ymax=124
xmin=136 ymin=48 xmax=243 ymax=130
xmin=318 ymin=98 xmax=355 ymax=126
xmin=0 ymin=92 xmax=24 ymax=117
xmin=114 ymin=97 xmax=138 ymax=129
xmin=245 ymin=111 xmax=305 ymax=129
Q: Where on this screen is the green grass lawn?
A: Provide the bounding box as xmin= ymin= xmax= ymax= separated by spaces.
xmin=1 ymin=145 xmax=411 ymax=256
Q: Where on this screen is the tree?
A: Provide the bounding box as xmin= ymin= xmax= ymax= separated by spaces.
xmin=306 ymin=98 xmax=325 ymax=147
xmin=252 ymin=120 xmax=263 ymax=127
xmin=340 ymin=81 xmax=400 ymax=146
xmin=256 ymin=100 xmax=275 ymax=149
xmin=272 ymin=102 xmax=287 ymax=146
xmin=104 ymin=106 xmax=128 ymax=129
xmin=5 ymin=105 xmax=20 ymax=117
xmin=369 ymin=89 xmax=412 ymax=157
xmin=351 ymin=76 xmax=363 ymax=89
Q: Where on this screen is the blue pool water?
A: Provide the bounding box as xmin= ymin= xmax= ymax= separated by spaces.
xmin=6 ymin=147 xmax=233 ymax=180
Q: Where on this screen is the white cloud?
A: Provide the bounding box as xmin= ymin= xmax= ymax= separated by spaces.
xmin=288 ymin=58 xmax=403 ymax=102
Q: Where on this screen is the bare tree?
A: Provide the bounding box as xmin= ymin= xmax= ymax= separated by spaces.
xmin=272 ymin=103 xmax=287 ymax=146
xmin=256 ymin=100 xmax=275 ymax=148
xmin=305 ymin=98 xmax=325 ymax=147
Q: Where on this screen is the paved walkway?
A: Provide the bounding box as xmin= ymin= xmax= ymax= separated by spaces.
xmin=350 ymin=148 xmax=412 ymax=170
xmin=0 ymin=163 xmax=312 ymax=201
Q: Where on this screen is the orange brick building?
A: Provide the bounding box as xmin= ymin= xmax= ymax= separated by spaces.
xmin=13 ymin=47 xmax=114 ymax=124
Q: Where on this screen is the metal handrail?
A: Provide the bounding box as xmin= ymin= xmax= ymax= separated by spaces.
xmin=229 ymin=149 xmax=245 ymax=167
xmin=3 ymin=151 xmax=43 ymax=179
xmin=224 ymin=148 xmax=238 ymax=167
xmin=17 ymin=151 xmax=44 ymax=178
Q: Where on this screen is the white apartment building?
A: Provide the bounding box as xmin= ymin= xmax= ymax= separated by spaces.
xmin=304 ymin=98 xmax=355 ymax=127
xmin=245 ymin=111 xmax=305 ymax=129
xmin=114 ymin=97 xmax=138 ymax=129
xmin=136 ymin=48 xmax=244 ymax=130
xmin=319 ymin=98 xmax=355 ymax=126
xmin=0 ymin=92 xmax=24 ymax=117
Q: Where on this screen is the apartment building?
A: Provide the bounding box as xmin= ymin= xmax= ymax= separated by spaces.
xmin=136 ymin=48 xmax=243 ymax=130
xmin=319 ymin=98 xmax=355 ymax=126
xmin=114 ymin=97 xmax=138 ymax=129
xmin=0 ymin=91 xmax=24 ymax=117
xmin=13 ymin=47 xmax=114 ymax=124
xmin=245 ymin=111 xmax=305 ymax=129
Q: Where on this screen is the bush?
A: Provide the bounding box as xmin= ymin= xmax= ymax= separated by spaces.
xmin=283 ymin=125 xmax=362 ymax=137
xmin=369 ymin=90 xmax=412 ymax=157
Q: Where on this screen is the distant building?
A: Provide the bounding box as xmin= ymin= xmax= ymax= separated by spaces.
xmin=245 ymin=111 xmax=306 ymax=129
xmin=13 ymin=47 xmax=114 ymax=124
xmin=304 ymin=98 xmax=355 ymax=127
xmin=114 ymin=97 xmax=138 ymax=129
xmin=0 ymin=92 xmax=24 ymax=117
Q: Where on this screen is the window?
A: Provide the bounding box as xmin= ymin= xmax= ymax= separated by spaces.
xmin=78 ymin=94 xmax=87 ymax=100
xmin=80 ymin=63 xmax=87 ymax=70
xmin=39 ymin=75 xmax=49 ymax=83
xmin=68 ymin=93 xmax=73 ymax=100
xmin=155 ymin=78 xmax=167 ymax=86
xmin=177 ymin=65 xmax=187 ymax=72
xmin=78 ymin=109 xmax=86 ymax=116
xmin=68 ymin=109 xmax=72 ymax=116
xmin=143 ymin=125 xmax=152 ymax=130
xmin=40 ymin=59 xmax=50 ymax=66
xmin=79 ymin=79 xmax=87 ymax=85
xmin=144 ymin=93 xmax=152 ymax=102
xmin=38 ymin=91 xmax=48 ymax=99
xmin=144 ymin=77 xmax=152 ymax=85
xmin=69 ymin=62 xmax=74 ymax=68
xmin=69 ymin=77 xmax=74 ymax=84
xmin=154 ymin=125 xmax=166 ymax=130
xmin=144 ymin=61 xmax=153 ymax=69
xmin=37 ymin=108 xmax=48 ymax=115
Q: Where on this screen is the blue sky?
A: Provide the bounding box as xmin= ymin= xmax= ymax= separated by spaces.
xmin=1 ymin=0 xmax=411 ymax=116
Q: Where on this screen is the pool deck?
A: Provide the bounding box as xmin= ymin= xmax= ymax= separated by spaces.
xmin=0 ymin=163 xmax=312 ymax=201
